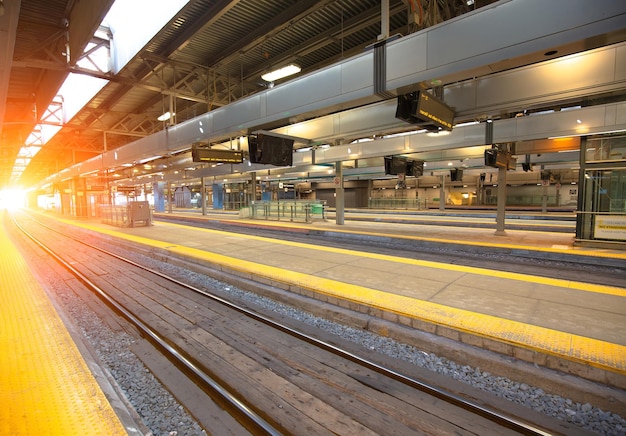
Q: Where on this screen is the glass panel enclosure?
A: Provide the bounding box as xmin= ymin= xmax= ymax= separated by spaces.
xmin=585 ymin=136 xmax=626 ymax=163
xmin=578 ymin=168 xmax=626 ymax=241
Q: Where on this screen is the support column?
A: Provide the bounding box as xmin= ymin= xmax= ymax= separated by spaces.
xmin=439 ymin=175 xmax=445 ymax=211
xmin=335 ymin=161 xmax=345 ymax=225
xmin=541 ymin=184 xmax=548 ymax=213
xmin=71 ymin=176 xmax=88 ymax=218
xmin=495 ymin=165 xmax=507 ymax=236
xmin=379 ymin=0 xmax=389 ymax=40
xmin=167 ymin=181 xmax=173 ymax=213
xmin=251 ymin=171 xmax=257 ymax=203
xmin=201 ymin=176 xmax=207 ymax=216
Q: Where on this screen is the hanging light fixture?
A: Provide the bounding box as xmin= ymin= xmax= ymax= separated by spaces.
xmin=157 ymin=111 xmax=173 ymax=121
xmin=261 ymin=64 xmax=301 ymax=82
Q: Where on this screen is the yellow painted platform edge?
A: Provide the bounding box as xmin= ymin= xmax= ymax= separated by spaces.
xmin=221 ymin=216 xmax=626 ymax=262
xmin=46 ymin=215 xmax=626 ymax=375
xmin=0 ymin=215 xmax=128 ymax=435
xmin=169 ymin=244 xmax=626 ymax=375
xmin=155 ymin=220 xmax=626 ymax=297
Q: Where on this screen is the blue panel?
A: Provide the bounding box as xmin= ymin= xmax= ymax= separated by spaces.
xmin=212 ymin=183 xmax=223 ymax=209
xmin=153 ymin=182 xmax=165 ymax=212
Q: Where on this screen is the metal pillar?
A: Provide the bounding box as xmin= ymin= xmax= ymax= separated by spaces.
xmin=495 ymin=166 xmax=507 ymax=236
xmin=335 ymin=161 xmax=345 ymax=225
xmin=201 ymin=176 xmax=207 ymax=215
xmin=167 ymin=181 xmax=173 ymax=213
xmin=439 ymin=175 xmax=445 ymax=211
xmin=251 ymin=171 xmax=257 ymax=203
xmin=379 ymin=0 xmax=389 ymax=40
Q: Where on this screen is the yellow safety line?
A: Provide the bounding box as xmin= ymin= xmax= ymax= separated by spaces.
xmin=0 ymin=219 xmax=127 ymax=435
xmin=228 ymin=216 xmax=626 ymax=261
xmin=50 ymin=215 xmax=626 ymax=297
xmin=156 ymin=220 xmax=626 ymax=297
xmin=334 ymin=213 xmax=573 ymax=227
xmin=43 ymin=215 xmax=626 ymax=374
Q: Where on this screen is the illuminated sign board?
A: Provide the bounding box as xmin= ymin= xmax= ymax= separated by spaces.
xmin=415 ymin=91 xmax=454 ymax=130
xmin=191 ymin=148 xmax=244 ymax=163
xmin=395 ymin=90 xmax=455 ymax=131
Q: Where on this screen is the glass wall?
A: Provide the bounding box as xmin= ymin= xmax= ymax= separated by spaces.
xmin=577 ymin=135 xmax=626 ymax=244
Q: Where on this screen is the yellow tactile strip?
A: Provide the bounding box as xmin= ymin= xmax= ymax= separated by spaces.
xmin=0 ymin=223 xmax=127 ymax=435
xmin=169 ymin=213 xmax=626 ymax=262
xmin=52 ymin=216 xmax=626 ymax=375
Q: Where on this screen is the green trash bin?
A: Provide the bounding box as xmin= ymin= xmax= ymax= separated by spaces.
xmin=311 ymin=204 xmax=323 ymax=215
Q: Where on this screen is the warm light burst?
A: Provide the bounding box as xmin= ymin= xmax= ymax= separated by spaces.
xmin=0 ymin=189 xmax=27 ymax=210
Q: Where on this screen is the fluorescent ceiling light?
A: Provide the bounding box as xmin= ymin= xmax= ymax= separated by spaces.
xmin=157 ymin=111 xmax=173 ymax=121
xmin=261 ymin=64 xmax=301 ymax=82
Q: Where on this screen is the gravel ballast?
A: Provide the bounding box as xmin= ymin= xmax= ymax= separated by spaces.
xmin=21 ymin=229 xmax=626 ymax=436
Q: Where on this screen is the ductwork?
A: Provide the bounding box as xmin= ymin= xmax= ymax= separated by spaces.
xmin=41 ymin=0 xmax=626 ymax=186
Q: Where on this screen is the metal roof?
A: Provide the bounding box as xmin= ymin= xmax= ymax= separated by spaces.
xmin=0 ymin=0 xmax=554 ymax=190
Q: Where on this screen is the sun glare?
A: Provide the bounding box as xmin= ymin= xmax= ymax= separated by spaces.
xmin=0 ymin=189 xmax=27 ymax=210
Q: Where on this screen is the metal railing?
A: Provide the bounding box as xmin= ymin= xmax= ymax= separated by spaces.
xmin=368 ymin=198 xmax=423 ymax=209
xmin=239 ymin=200 xmax=326 ymax=223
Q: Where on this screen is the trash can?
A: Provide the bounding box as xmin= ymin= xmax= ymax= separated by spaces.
xmin=311 ymin=204 xmax=323 ymax=215
xmin=128 ymin=201 xmax=151 ymax=227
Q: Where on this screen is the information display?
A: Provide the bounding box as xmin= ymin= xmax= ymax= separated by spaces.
xmin=191 ymin=148 xmax=244 ymax=163
xmin=395 ymin=90 xmax=455 ymax=131
xmin=248 ymin=134 xmax=294 ymax=166
xmin=415 ymin=91 xmax=454 ymax=130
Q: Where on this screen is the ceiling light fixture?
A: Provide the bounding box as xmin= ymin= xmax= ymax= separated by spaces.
xmin=157 ymin=111 xmax=173 ymax=122
xmin=261 ymin=64 xmax=301 ymax=82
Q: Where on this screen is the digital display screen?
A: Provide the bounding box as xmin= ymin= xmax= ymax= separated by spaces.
xmin=192 ymin=148 xmax=244 ymax=163
xmin=395 ymin=91 xmax=455 ymax=131
xmin=384 ymin=156 xmax=407 ymax=175
xmin=249 ymin=134 xmax=294 ymax=166
xmin=416 ymin=91 xmax=454 ymax=130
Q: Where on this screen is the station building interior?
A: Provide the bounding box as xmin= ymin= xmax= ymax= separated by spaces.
xmin=1 ymin=0 xmax=625 ymax=247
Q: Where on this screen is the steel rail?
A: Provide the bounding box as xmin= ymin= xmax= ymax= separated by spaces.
xmin=11 ymin=212 xmax=282 ymax=436
xmin=20 ymin=211 xmax=556 ymax=435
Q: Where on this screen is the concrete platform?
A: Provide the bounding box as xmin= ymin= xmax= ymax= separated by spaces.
xmin=0 ymin=211 xmax=134 ymax=435
xmin=40 ymin=209 xmax=626 ymax=393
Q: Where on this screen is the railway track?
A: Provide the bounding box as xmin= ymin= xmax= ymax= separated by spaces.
xmin=10 ymin=211 xmax=567 ymax=435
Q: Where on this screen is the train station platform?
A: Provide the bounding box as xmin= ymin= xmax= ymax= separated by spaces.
xmin=154 ymin=208 xmax=624 ymax=269
xmin=26 ymin=209 xmax=626 ymax=403
xmin=0 ymin=214 xmax=138 ymax=435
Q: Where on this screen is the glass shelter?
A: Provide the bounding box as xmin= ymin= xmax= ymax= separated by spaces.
xmin=577 ymin=135 xmax=626 ymax=246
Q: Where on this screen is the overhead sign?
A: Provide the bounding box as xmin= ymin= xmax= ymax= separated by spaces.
xmin=485 ymin=148 xmax=511 ymax=169
xmin=192 ymin=148 xmax=244 ymax=163
xmin=395 ymin=90 xmax=455 ymax=131
xmin=415 ymin=91 xmax=454 ymax=130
